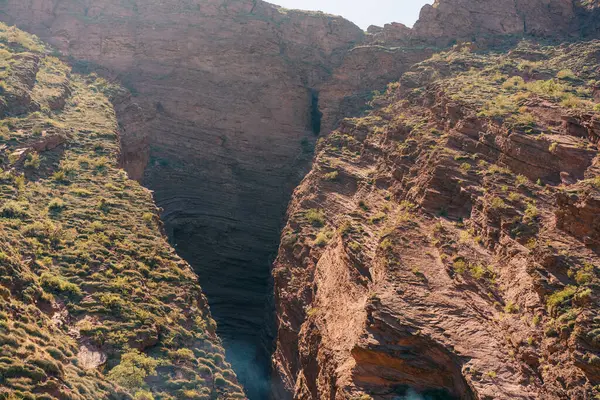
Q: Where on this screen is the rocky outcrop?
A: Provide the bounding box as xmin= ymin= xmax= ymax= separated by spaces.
xmin=556 ymin=184 xmax=600 ymax=250
xmin=0 ymin=2 xmax=440 ymax=397
xmin=2 ymin=1 xmax=600 ymax=399
xmin=412 ymin=0 xmax=575 ymax=44
xmin=0 ymin=2 xmax=366 ymax=396
xmin=272 ymin=40 xmax=600 ymax=399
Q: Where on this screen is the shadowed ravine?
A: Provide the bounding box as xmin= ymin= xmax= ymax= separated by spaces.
xmin=165 ymin=213 xmax=279 ymax=400
xmin=147 ymin=140 xmax=309 ymax=399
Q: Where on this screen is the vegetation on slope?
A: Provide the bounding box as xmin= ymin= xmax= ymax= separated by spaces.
xmin=0 ymin=23 xmax=244 ymax=400
xmin=275 ymin=38 xmax=600 ymax=398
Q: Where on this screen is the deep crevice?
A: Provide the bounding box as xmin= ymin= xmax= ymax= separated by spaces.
xmin=310 ymin=89 xmax=322 ymax=135
xmin=142 ymin=141 xmax=311 ymax=399
xmin=165 ymin=214 xmax=277 ymax=400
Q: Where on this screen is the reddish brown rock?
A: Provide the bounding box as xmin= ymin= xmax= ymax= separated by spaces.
xmin=2 ymin=1 xmax=600 ymax=399
xmin=556 ymin=185 xmax=600 ymax=250
xmin=272 ymin=41 xmax=600 ymax=400
xmin=413 ymin=0 xmax=576 ymax=44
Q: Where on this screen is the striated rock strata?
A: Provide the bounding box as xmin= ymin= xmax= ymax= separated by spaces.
xmin=272 ymin=37 xmax=600 ymax=399
xmin=0 ymin=1 xmax=440 ymax=396
xmin=2 ymin=0 xmax=600 ymax=399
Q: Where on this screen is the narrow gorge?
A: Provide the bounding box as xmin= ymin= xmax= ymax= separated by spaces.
xmin=1 ymin=0 xmax=600 ymax=399
xmin=0 ymin=1 xmax=439 ymax=397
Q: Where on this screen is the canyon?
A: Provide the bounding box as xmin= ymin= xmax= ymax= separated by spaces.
xmin=1 ymin=0 xmax=600 ymax=399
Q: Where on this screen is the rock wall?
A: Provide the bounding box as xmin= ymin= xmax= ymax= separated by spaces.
xmin=412 ymin=0 xmax=576 ymax=42
xmin=272 ymin=39 xmax=600 ymax=399
xmin=2 ymin=0 xmax=600 ymax=399
xmin=0 ymin=23 xmax=244 ymax=399
xmin=0 ymin=1 xmax=418 ymax=397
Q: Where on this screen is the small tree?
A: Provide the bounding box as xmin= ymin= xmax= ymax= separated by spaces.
xmin=107 ymin=350 xmax=159 ymax=390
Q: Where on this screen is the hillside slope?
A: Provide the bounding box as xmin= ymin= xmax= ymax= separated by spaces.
xmin=0 ymin=24 xmax=243 ymax=400
xmin=273 ymin=39 xmax=600 ymax=399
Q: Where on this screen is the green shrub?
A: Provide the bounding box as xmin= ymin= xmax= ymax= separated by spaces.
xmin=134 ymin=390 xmax=155 ymax=400
xmin=51 ymin=170 xmax=68 ymax=183
xmin=171 ymin=348 xmax=196 ymax=362
xmin=470 ymin=263 xmax=486 ymax=280
xmin=99 ymin=293 xmax=125 ymax=312
xmin=453 ymin=259 xmax=467 ymax=274
xmin=24 ymin=152 xmax=41 ymax=169
xmin=0 ymin=201 xmax=29 ymax=218
xmin=48 ymin=198 xmax=65 ymax=212
xmin=348 ymin=241 xmax=361 ymax=252
xmin=369 ymin=212 xmax=386 ymax=224
xmin=557 ymin=69 xmax=577 ymax=80
xmin=459 ymin=162 xmax=471 ymax=173
xmin=560 ymin=95 xmax=585 ymax=109
xmin=526 ymin=79 xmax=567 ymax=99
xmin=214 ymin=373 xmax=227 ymax=387
xmin=490 ymin=197 xmax=508 ymax=209
xmin=305 ymin=209 xmax=325 ymax=227
xmin=509 ymin=112 xmax=537 ymax=128
xmin=575 ymin=288 xmax=592 ymax=302
xmin=547 ymin=286 xmax=577 ymax=310
xmin=323 ymin=171 xmax=339 ymax=181
xmin=516 ymin=174 xmax=528 ymax=186
xmin=314 ymin=229 xmax=334 ymax=247
xmin=508 ymin=192 xmax=520 ymax=202
xmin=40 ymin=272 xmax=82 ymax=298
xmin=524 ymin=203 xmax=539 ymax=221
xmin=502 ymin=76 xmax=525 ymax=90
xmin=107 ymin=350 xmax=159 ymax=390
xmin=504 ymin=301 xmax=520 ymax=314
xmin=379 ymin=238 xmax=393 ymax=251
xmin=30 ymin=358 xmax=62 ymax=377
xmin=358 ymin=200 xmax=369 ymax=211
xmin=487 ymin=164 xmax=511 ymax=175
xmin=575 ymin=263 xmax=595 ymax=285
xmin=479 ymin=94 xmax=518 ymax=117
xmin=142 ymin=213 xmax=154 ymax=224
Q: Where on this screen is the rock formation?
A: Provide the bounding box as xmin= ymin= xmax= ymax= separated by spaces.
xmin=272 ymin=29 xmax=600 ymax=400
xmin=0 ymin=1 xmax=441 ymax=396
xmin=1 ymin=0 xmax=600 ymax=399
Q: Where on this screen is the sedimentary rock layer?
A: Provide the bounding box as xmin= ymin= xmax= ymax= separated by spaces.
xmin=0 ymin=23 xmax=243 ymax=399
xmin=0 ymin=2 xmax=439 ymax=396
xmin=272 ymin=38 xmax=600 ymax=399
xmin=3 ymin=1 xmax=600 ymax=399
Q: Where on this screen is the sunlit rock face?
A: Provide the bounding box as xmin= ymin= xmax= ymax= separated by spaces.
xmin=4 ymin=0 xmax=600 ymax=399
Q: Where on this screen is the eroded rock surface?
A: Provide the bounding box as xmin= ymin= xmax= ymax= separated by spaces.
xmin=0 ymin=2 xmax=439 ymax=396
xmin=2 ymin=0 xmax=600 ymax=399
xmin=273 ymin=40 xmax=600 ymax=399
xmin=0 ymin=24 xmax=243 ymax=399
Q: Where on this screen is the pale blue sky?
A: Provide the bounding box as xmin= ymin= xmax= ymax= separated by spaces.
xmin=268 ymin=0 xmax=432 ymax=29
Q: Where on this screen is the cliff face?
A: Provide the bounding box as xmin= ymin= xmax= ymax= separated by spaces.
xmin=273 ymin=38 xmax=600 ymax=399
xmin=272 ymin=34 xmax=600 ymax=400
xmin=0 ymin=23 xmax=243 ymax=399
xmin=271 ymin=2 xmax=600 ymax=400
xmin=0 ymin=1 xmax=364 ymax=397
xmin=2 ymin=0 xmax=600 ymax=399
xmin=0 ymin=1 xmax=442 ymax=397
xmin=412 ymin=0 xmax=576 ymax=41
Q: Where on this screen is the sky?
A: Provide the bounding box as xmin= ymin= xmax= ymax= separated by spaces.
xmin=268 ymin=0 xmax=433 ymax=30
